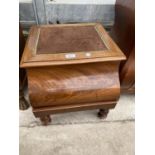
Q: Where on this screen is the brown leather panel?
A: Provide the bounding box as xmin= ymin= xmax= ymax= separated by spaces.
xmin=37 ymin=26 xmax=107 ymax=54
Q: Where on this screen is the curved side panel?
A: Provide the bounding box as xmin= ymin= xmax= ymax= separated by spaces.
xmin=27 ymin=62 xmax=120 ymax=108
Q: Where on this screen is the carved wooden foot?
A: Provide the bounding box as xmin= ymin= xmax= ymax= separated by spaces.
xmin=98 ymin=109 xmax=109 ymax=119
xmin=40 ymin=115 xmax=52 ymax=125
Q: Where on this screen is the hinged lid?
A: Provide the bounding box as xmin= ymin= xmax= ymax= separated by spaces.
xmin=20 ymin=23 xmax=126 ymax=68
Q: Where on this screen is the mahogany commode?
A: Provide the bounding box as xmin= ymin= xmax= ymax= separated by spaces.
xmin=20 ymin=23 xmax=126 ymax=125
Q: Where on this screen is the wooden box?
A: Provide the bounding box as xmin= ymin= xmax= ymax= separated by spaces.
xmin=20 ymin=23 xmax=126 ymax=125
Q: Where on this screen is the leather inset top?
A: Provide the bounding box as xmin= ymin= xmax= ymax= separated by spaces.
xmin=37 ymin=26 xmax=107 ymax=54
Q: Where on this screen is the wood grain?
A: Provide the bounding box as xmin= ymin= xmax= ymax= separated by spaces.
xmin=110 ymin=0 xmax=135 ymax=93
xmin=33 ymin=101 xmax=116 ymax=117
xmin=120 ymin=47 xmax=135 ymax=92
xmin=28 ymin=62 xmax=120 ymax=108
xmin=20 ymin=23 xmax=126 ymax=124
xmin=20 ymin=23 xmax=126 ymax=68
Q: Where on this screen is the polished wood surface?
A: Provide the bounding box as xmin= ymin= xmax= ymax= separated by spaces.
xmin=33 ymin=101 xmax=116 ymax=117
xmin=120 ymin=47 xmax=135 ymax=92
xmin=28 ymin=62 xmax=120 ymax=108
xmin=110 ymin=0 xmax=135 ymax=93
xmin=20 ymin=23 xmax=126 ymax=125
xmin=20 ymin=23 xmax=125 ymax=68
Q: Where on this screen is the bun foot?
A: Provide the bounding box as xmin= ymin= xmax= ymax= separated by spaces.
xmin=40 ymin=115 xmax=51 ymax=125
xmin=98 ymin=109 xmax=109 ymax=119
